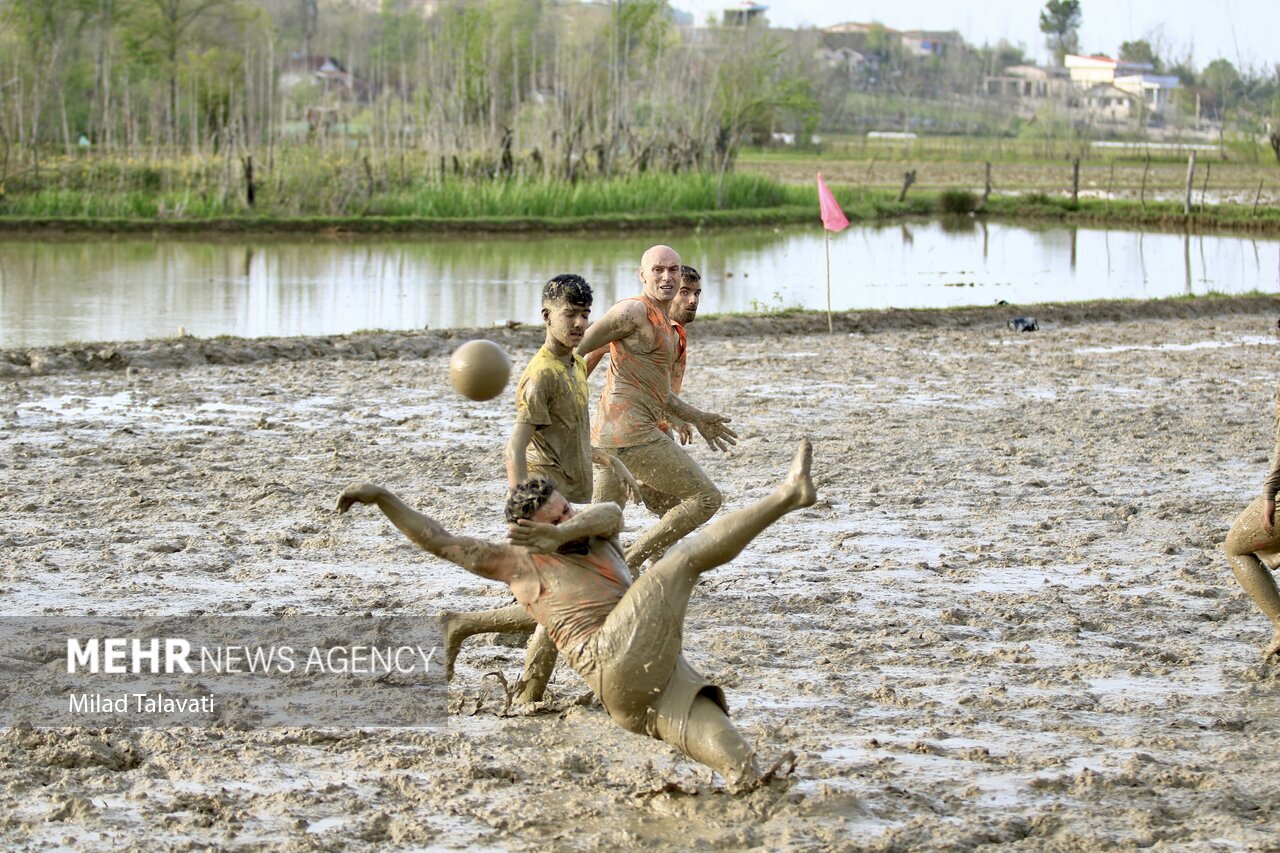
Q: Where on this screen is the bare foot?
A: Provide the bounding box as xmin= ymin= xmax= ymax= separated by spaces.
xmin=782 ymin=438 xmax=816 ymax=510
xmin=1264 ymin=626 xmax=1280 ymax=662
xmin=436 ymin=610 xmax=463 ymax=681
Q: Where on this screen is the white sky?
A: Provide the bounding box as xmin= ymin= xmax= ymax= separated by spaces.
xmin=673 ymin=0 xmax=1279 ymax=70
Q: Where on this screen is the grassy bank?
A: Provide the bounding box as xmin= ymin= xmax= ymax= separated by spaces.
xmin=1 ymin=149 xmax=1277 ymax=235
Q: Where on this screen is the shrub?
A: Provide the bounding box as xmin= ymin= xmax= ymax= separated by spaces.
xmin=938 ymin=189 xmax=978 ymax=214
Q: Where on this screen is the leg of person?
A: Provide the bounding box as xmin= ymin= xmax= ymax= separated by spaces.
xmin=585 ymin=440 xmax=814 ymax=775
xmin=616 ymin=438 xmax=724 ymax=571
xmin=660 ymin=694 xmax=759 ymax=787
xmin=638 ymin=483 xmax=679 ymax=518
xmin=437 ymin=603 xmax=536 ymax=681
xmin=1223 ymin=496 xmax=1280 ymax=659
xmin=514 ymin=625 xmax=558 ymax=704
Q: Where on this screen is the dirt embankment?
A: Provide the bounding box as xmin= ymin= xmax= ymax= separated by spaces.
xmin=4 ymin=295 xmax=1277 ymax=379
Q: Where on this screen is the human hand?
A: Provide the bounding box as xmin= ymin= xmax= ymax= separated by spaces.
xmin=507 ymin=519 xmax=563 ymax=553
xmin=337 ymin=483 xmax=384 ymax=513
xmin=695 ymin=413 xmax=738 ymax=452
xmin=675 ymin=421 xmax=694 ymax=445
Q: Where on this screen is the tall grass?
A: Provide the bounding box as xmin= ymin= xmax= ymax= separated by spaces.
xmin=0 ymin=149 xmax=810 ymax=220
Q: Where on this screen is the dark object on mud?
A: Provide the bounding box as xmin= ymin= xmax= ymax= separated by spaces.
xmin=1007 ymin=317 xmax=1039 ymax=333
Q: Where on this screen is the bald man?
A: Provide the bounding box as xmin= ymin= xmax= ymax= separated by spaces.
xmin=577 ymin=246 xmax=737 ymax=570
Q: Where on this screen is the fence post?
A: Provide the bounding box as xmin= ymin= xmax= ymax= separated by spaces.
xmin=983 ymin=161 xmax=991 ymax=203
xmin=1140 ymin=155 xmax=1150 ymax=209
xmin=1071 ymin=158 xmax=1080 ymax=204
xmin=1183 ymin=151 xmax=1196 ymax=215
xmin=897 ymin=169 xmax=916 ymax=203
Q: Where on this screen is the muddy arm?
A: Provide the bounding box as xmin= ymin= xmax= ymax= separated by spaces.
xmin=584 ymin=346 xmax=608 ymax=377
xmin=665 ymin=392 xmax=738 ymax=452
xmin=576 ymin=301 xmax=641 ymax=357
xmin=507 ymin=502 xmax=625 ymax=554
xmin=505 ymin=421 xmax=538 ymax=489
xmin=338 ymin=484 xmax=517 ymax=583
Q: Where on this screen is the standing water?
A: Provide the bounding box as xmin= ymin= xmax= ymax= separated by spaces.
xmin=1 ymin=221 xmax=1276 ymax=347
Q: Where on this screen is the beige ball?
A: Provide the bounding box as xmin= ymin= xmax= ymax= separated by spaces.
xmin=449 ymin=339 xmax=511 ymax=401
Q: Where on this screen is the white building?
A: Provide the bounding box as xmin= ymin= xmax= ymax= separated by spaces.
xmin=1114 ymin=73 xmax=1182 ymax=114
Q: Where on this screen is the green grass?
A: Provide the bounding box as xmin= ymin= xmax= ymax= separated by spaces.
xmin=2 ymin=147 xmax=1278 ymax=234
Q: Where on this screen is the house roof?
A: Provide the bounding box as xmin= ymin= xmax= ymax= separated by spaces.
xmin=1115 ymin=73 xmax=1181 ymax=88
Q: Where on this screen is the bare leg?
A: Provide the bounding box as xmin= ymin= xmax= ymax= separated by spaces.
xmin=1223 ymin=496 xmax=1280 ymax=659
xmin=437 ymin=604 xmax=535 ymax=681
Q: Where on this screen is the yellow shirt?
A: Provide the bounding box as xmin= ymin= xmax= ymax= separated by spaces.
xmin=515 ymin=346 xmax=592 ymax=503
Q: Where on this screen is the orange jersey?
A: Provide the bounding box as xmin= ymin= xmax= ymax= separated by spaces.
xmin=591 ymin=295 xmax=677 ymax=449
xmin=516 ymin=542 xmax=633 ymax=657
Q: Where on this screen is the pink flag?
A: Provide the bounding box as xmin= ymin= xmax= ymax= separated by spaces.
xmin=817 ymin=173 xmax=848 ymax=233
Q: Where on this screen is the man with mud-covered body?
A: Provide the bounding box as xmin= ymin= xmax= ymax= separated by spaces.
xmin=581 ymin=246 xmax=737 ymax=570
xmin=1222 ymin=381 xmax=1280 ymax=661
xmin=337 ymin=439 xmax=815 ymax=789
xmin=587 ymin=264 xmax=704 ymax=514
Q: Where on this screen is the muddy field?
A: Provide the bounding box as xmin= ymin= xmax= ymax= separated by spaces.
xmin=4 ymin=301 xmax=1280 ymax=849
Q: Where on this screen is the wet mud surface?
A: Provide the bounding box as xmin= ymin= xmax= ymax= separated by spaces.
xmin=4 ymin=308 xmax=1280 ymax=848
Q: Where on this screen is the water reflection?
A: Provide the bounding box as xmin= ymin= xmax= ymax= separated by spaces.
xmin=1 ymin=222 xmax=1277 ymax=347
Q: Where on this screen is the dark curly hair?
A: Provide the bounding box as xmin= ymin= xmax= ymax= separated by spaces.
xmin=680 ymin=265 xmax=701 ymax=284
xmin=543 ymin=274 xmax=593 ymax=309
xmin=504 ymin=476 xmax=556 ymax=523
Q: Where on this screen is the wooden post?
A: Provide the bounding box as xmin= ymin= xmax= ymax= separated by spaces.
xmin=1253 ymin=178 xmax=1264 ymax=217
xmin=897 ymin=169 xmax=916 ymax=202
xmin=1200 ymin=161 xmax=1211 ymax=211
xmin=1183 ymin=151 xmax=1196 ymax=215
xmin=825 ymin=230 xmax=833 ymax=335
xmin=983 ymin=161 xmax=991 ymax=203
xmin=1140 ymin=155 xmax=1150 ymax=209
xmin=1071 ymin=158 xmax=1080 ymax=204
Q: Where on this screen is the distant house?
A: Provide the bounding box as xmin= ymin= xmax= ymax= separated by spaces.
xmin=825 ymin=21 xmax=891 ymax=35
xmin=900 ymin=30 xmax=962 ymax=58
xmin=1083 ymin=83 xmax=1138 ymax=122
xmin=982 ymin=64 xmax=1070 ymax=99
xmin=280 ymin=55 xmax=351 ymax=92
xmin=1113 ymin=73 xmax=1181 ymax=114
xmin=816 ymin=45 xmax=866 ymax=74
xmin=1064 ymin=54 xmax=1153 ymax=88
xmin=723 ymin=2 xmax=767 ymax=26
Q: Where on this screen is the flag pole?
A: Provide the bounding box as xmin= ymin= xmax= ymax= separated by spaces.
xmin=825 ymin=229 xmax=833 ymax=334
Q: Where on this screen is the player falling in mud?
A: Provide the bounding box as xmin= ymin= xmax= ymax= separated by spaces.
xmin=443 ymin=274 xmax=640 ymax=705
xmin=580 ymin=246 xmax=736 ymax=571
xmin=337 ymin=439 xmax=815 ymax=791
xmin=1223 ymin=360 xmax=1280 ymax=661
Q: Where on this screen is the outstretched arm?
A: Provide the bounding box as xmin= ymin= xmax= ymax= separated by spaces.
xmin=507 ymin=502 xmax=625 ymax=554
xmin=338 ymin=484 xmax=519 ymax=583
xmin=665 ymin=392 xmax=738 ymax=452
